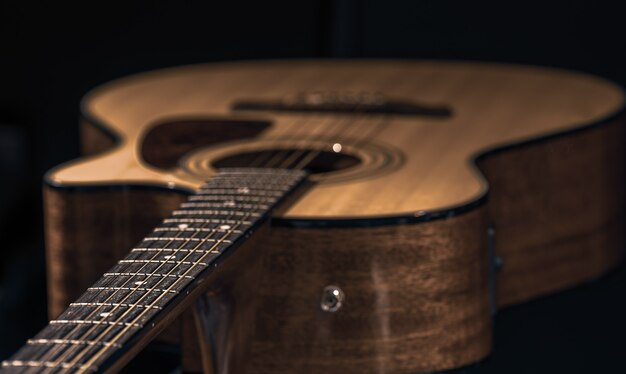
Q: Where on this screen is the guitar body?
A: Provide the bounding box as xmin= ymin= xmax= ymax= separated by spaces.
xmin=42 ymin=60 xmax=625 ymax=373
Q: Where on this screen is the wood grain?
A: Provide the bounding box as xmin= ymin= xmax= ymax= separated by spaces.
xmin=478 ymin=115 xmax=626 ymax=306
xmin=240 ymin=207 xmax=491 ymax=373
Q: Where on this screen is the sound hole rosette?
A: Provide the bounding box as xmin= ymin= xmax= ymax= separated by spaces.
xmin=178 ymin=138 xmax=404 ymax=184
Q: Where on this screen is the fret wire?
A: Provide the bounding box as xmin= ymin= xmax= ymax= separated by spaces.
xmin=70 ymin=302 xmax=162 ymax=310
xmin=172 ymin=209 xmax=262 ymax=217
xmin=163 ymin=218 xmax=253 ymax=225
xmin=119 ymin=259 xmax=209 ymax=266
xmin=131 ymin=247 xmax=217 ymax=252
xmin=88 ymin=286 xmax=178 ymax=294
xmin=188 ymin=194 xmax=277 ymax=203
xmin=35 ymin=320 xmax=104 ymax=344
xmin=27 ymin=338 xmax=122 ymax=349
xmin=195 ymin=189 xmax=284 ymax=197
xmin=50 ymin=320 xmax=143 ymax=328
xmin=2 ymin=360 xmax=96 ymax=372
xmin=180 ymin=202 xmax=270 ymax=209
xmin=153 ymin=227 xmax=243 ymax=233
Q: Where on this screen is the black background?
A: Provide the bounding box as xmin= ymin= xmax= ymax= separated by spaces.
xmin=1 ymin=1 xmax=625 ymax=372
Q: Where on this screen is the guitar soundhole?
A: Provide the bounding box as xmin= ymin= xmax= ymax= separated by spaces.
xmin=211 ymin=149 xmax=361 ymax=174
xmin=182 ymin=138 xmax=404 ymax=184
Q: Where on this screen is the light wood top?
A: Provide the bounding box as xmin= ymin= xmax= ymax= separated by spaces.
xmin=47 ymin=60 xmax=625 ymax=220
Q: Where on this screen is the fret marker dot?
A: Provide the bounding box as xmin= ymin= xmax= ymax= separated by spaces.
xmin=100 ymin=312 xmax=111 ymax=318
xmin=332 ymin=143 xmax=342 ymax=153
xmin=220 ymin=224 xmax=231 ymax=230
xmin=238 ymin=187 xmax=250 ymax=194
xmin=178 ymin=223 xmax=189 ymax=229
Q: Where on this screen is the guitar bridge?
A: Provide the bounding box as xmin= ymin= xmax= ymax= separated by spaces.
xmin=232 ymin=91 xmax=452 ymax=117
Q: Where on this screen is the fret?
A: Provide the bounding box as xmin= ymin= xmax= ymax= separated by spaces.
xmin=95 ymin=272 xmax=180 ymax=290
xmin=88 ymin=286 xmax=178 ymax=294
xmin=27 ymin=338 xmax=122 ymax=349
xmin=70 ymin=302 xmax=162 ymax=310
xmin=133 ymin=238 xmax=229 ymax=250
xmin=195 ymin=188 xmax=284 ymax=197
xmin=106 ymin=260 xmax=183 ymax=276
xmin=180 ymin=202 xmax=270 ymax=210
xmin=103 ymin=272 xmax=194 ymax=279
xmin=2 ymin=168 xmax=308 ymax=373
xmin=198 ymin=176 xmax=289 ymax=183
xmin=1 ymin=360 xmax=96 ymax=372
xmin=25 ymin=323 xmax=128 ymax=356
xmin=2 ymin=344 xmax=51 ymax=366
xmin=131 ymin=247 xmax=219 ymax=254
xmin=143 ymin=236 xmax=204 ymax=241
xmin=198 ymin=179 xmax=293 ymax=187
xmin=163 ymin=217 xmax=253 ymax=225
xmin=33 ymin=320 xmax=107 ymax=341
xmin=112 ymin=259 xmax=204 ymax=277
xmin=74 ymin=288 xmax=144 ymax=306
xmin=172 ymin=209 xmax=261 ymax=217
xmin=128 ymin=250 xmax=219 ymax=266
xmin=153 ymin=226 xmax=243 ymax=234
xmin=140 ymin=237 xmax=232 ymax=248
xmin=51 ymin=320 xmax=143 ymax=328
xmin=188 ymin=194 xmax=277 ymax=203
xmin=153 ymin=231 xmax=235 ymax=241
xmin=119 ymin=259 xmax=209 ymax=266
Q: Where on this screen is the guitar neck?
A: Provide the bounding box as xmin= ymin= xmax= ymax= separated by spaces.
xmin=2 ymin=168 xmax=308 ymax=373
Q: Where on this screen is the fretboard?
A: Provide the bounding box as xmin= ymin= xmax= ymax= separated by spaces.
xmin=1 ymin=168 xmax=307 ymax=373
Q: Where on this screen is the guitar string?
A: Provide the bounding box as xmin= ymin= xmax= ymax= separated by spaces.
xmin=288 ymin=111 xmax=374 ymax=170
xmin=37 ymin=224 xmax=191 ymax=366
xmin=43 ymin=104 xmax=389 ymax=369
xmin=42 ymin=217 xmax=212 ymax=367
xmin=266 ymin=92 xmax=369 ymax=170
xmin=59 ymin=208 xmax=244 ymax=370
xmin=247 ymin=113 xmax=319 ymax=168
xmin=294 ymin=114 xmax=388 ymax=169
xmin=271 ymin=92 xmax=394 ymax=171
xmin=78 ymin=209 xmax=255 ymax=371
xmin=46 ymin=208 xmax=228 ymax=369
xmin=277 ymin=95 xmax=371 ymax=169
xmin=264 ymin=111 xmax=345 ymax=169
xmin=272 ymin=112 xmax=357 ymax=169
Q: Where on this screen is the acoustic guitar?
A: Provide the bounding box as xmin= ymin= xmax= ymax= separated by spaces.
xmin=2 ymin=60 xmax=624 ymax=373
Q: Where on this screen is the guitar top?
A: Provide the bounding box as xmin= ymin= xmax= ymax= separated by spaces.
xmin=48 ymin=60 xmax=623 ymax=221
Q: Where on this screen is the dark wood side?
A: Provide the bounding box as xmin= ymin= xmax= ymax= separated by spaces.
xmin=235 ymin=207 xmax=492 ymax=374
xmin=477 ymin=116 xmax=626 ymax=307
